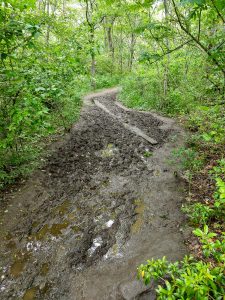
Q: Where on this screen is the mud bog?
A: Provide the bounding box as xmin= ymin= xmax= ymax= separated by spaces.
xmin=0 ymin=88 xmax=187 ymax=300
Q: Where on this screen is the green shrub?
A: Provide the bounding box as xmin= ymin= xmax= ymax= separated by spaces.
xmin=182 ymin=160 xmax=225 ymax=227
xmin=120 ymin=51 xmax=205 ymax=116
xmin=138 ymin=227 xmax=225 ymax=300
xmin=182 ymin=203 xmax=213 ymax=225
xmin=210 ymin=159 xmax=225 ymax=178
xmin=95 ymin=73 xmax=121 ymax=90
xmin=193 ymin=226 xmax=225 ymax=263
xmin=120 ymin=70 xmax=162 ymax=110
xmin=187 ymin=106 xmax=225 ymax=144
xmin=171 ymin=147 xmax=204 ymax=172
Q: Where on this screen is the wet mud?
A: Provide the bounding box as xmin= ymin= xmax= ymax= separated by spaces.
xmin=0 ymin=88 xmax=187 ymax=300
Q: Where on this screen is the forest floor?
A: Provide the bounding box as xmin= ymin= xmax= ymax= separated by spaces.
xmin=0 ymin=88 xmax=188 ymax=300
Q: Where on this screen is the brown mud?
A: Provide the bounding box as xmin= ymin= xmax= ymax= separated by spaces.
xmin=0 ymin=88 xmax=187 ymax=300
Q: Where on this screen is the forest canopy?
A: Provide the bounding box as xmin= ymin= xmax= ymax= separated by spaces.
xmin=0 ymin=1 xmax=225 ymax=298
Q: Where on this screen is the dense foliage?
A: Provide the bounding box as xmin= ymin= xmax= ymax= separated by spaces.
xmin=0 ymin=0 xmax=84 ymax=186
xmin=113 ymin=0 xmax=224 ymax=298
xmin=0 ymin=0 xmax=224 ymax=297
xmin=0 ymin=0 xmax=120 ymax=187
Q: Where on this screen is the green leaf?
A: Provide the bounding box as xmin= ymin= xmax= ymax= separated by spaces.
xmin=0 ymin=53 xmax=8 ymax=60
xmin=193 ymin=228 xmax=203 ymax=236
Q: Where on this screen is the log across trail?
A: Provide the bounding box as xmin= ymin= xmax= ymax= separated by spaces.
xmin=0 ymin=88 xmax=187 ymax=300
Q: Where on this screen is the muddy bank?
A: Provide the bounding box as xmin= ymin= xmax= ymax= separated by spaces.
xmin=0 ymin=88 xmax=187 ymax=300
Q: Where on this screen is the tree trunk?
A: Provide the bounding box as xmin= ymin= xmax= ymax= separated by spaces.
xmin=46 ymin=0 xmax=50 ymax=45
xmin=163 ymin=0 xmax=169 ymax=98
xmin=128 ymin=32 xmax=136 ymax=71
xmin=85 ymin=0 xmax=96 ymax=89
xmin=90 ymin=28 xmax=96 ymax=89
xmin=104 ymin=16 xmax=115 ymax=72
xmin=63 ymin=0 xmax=66 ymax=14
xmin=120 ymin=26 xmax=123 ymax=74
xmin=107 ymin=26 xmax=114 ymax=61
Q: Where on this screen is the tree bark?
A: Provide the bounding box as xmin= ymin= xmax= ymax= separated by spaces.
xmin=63 ymin=0 xmax=66 ymax=14
xmin=46 ymin=0 xmax=50 ymax=45
xmin=85 ymin=0 xmax=96 ymax=89
xmin=90 ymin=27 xmax=96 ymax=88
xmin=163 ymin=0 xmax=169 ymax=98
xmin=128 ymin=32 xmax=136 ymax=71
xmin=119 ymin=22 xmax=123 ymax=74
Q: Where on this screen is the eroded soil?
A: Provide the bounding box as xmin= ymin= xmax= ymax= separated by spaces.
xmin=0 ymin=88 xmax=187 ymax=300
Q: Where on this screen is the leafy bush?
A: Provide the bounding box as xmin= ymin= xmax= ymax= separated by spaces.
xmin=210 ymin=159 xmax=225 ymax=178
xmin=193 ymin=225 xmax=225 ymax=263
xmin=120 ymin=69 xmax=163 ymax=110
xmin=120 ymin=51 xmax=205 ymax=116
xmin=171 ymin=147 xmax=204 ymax=173
xmin=138 ymin=256 xmax=225 ymax=300
xmin=182 ymin=203 xmax=213 ymax=225
xmin=0 ymin=2 xmax=90 ymax=188
xmin=214 ymin=177 xmax=225 ymax=209
xmin=95 ymin=73 xmax=121 ymax=90
xmin=181 ymin=158 xmax=225 ymax=227
xmin=188 ymin=106 xmax=225 ymax=144
xmin=138 ymin=227 xmax=225 ymax=300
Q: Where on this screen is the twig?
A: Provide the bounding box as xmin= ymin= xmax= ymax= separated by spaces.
xmin=147 ymin=39 xmax=192 ymax=65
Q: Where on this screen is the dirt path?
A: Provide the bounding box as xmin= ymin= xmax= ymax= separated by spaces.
xmin=0 ymin=88 xmax=187 ymax=300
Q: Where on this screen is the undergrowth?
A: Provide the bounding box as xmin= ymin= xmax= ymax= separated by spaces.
xmin=138 ymin=107 xmax=225 ymax=299
xmin=125 ymin=68 xmax=225 ymax=299
xmin=0 ymin=74 xmax=119 ymax=190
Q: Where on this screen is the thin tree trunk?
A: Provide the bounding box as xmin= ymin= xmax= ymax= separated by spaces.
xmin=104 ymin=16 xmax=115 ymax=73
xmin=90 ymin=27 xmax=96 ymax=89
xmin=46 ymin=0 xmax=50 ymax=45
xmin=85 ymin=0 xmax=96 ymax=89
xmin=38 ymin=0 xmax=42 ymax=10
xmin=107 ymin=26 xmax=114 ymax=60
xmin=163 ymin=0 xmax=169 ymax=98
xmin=63 ymin=0 xmax=66 ymax=14
xmin=128 ymin=33 xmax=136 ymax=71
xmin=103 ymin=17 xmax=108 ymax=49
xmin=120 ymin=26 xmax=123 ymax=74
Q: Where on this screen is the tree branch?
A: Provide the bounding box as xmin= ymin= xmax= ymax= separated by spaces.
xmin=210 ymin=0 xmax=225 ymax=23
xmin=171 ymin=0 xmax=225 ymax=75
xmin=148 ymin=39 xmax=192 ymax=65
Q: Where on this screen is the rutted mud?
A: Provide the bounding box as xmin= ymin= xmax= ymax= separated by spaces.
xmin=0 ymin=88 xmax=187 ymax=300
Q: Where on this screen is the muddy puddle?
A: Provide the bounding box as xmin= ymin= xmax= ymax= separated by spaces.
xmin=0 ymin=88 xmax=187 ymax=300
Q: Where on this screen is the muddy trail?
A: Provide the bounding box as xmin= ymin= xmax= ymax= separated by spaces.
xmin=0 ymin=88 xmax=187 ymax=300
